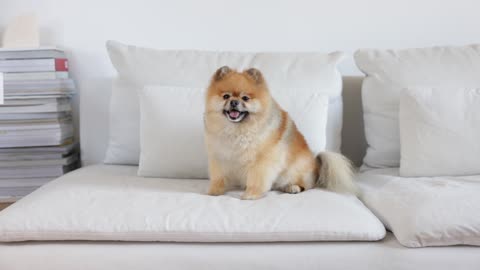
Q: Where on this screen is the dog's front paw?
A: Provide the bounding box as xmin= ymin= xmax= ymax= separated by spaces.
xmin=241 ymin=192 xmax=263 ymax=200
xmin=207 ymin=178 xmax=225 ymax=196
xmin=283 ymin=184 xmax=303 ymax=194
xmin=208 ymin=187 xmax=225 ymax=196
xmin=208 ymin=184 xmax=225 ymax=196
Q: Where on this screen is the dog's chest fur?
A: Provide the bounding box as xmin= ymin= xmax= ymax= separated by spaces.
xmin=207 ymin=117 xmax=279 ymax=186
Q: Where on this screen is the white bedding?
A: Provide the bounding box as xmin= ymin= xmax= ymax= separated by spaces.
xmin=1 ymin=233 xmax=479 ymax=270
xmin=0 ymin=165 xmax=385 ymax=242
xmin=358 ymin=168 xmax=480 ymax=247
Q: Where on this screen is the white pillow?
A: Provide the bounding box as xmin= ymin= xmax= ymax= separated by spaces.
xmin=104 ymin=40 xmax=345 ymax=165
xmin=354 ymin=44 xmax=480 ymax=169
xmin=399 ymin=87 xmax=480 ymax=177
xmin=138 ymin=86 xmax=208 ymax=178
xmin=138 ymin=85 xmax=329 ymax=178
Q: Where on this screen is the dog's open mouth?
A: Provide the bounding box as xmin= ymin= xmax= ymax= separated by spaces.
xmin=224 ymin=109 xmax=248 ymax=122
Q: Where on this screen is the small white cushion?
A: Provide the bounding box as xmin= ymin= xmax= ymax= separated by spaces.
xmin=400 ymin=88 xmax=480 ymax=177
xmin=138 ymin=85 xmax=329 ymax=178
xmin=104 ymin=40 xmax=346 ymax=165
xmin=354 ymin=44 xmax=480 ymax=168
xmin=0 ymin=165 xmax=386 ymax=242
xmin=358 ymin=168 xmax=480 ymax=247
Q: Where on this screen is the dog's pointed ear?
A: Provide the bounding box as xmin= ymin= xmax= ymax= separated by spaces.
xmin=213 ymin=66 xmax=232 ymax=81
xmin=243 ymin=68 xmax=264 ymax=84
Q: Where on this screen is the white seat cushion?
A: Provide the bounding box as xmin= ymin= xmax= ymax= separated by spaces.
xmin=0 ymin=165 xmax=385 ymax=242
xmin=358 ymin=168 xmax=480 ymax=247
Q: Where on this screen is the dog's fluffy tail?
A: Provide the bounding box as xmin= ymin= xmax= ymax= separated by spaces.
xmin=316 ymin=152 xmax=358 ymax=195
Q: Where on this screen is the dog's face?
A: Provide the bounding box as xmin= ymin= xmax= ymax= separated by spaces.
xmin=206 ymin=66 xmax=270 ymax=124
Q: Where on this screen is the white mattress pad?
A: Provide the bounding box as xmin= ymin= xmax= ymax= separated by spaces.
xmin=0 ymin=165 xmax=385 ymax=242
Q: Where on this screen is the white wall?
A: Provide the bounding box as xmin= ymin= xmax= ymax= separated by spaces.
xmin=1 ymin=0 xmax=479 ymax=164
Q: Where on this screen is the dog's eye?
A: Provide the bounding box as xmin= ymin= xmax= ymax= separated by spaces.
xmin=223 ymin=94 xmax=230 ymax=100
xmin=242 ymin=96 xmax=250 ymax=101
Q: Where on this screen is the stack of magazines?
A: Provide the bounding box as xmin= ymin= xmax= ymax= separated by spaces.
xmin=0 ymin=47 xmax=79 ymax=202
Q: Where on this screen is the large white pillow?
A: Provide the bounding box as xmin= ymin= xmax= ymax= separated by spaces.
xmin=104 ymin=40 xmax=345 ymax=165
xmin=138 ymin=85 xmax=329 ymax=178
xmin=354 ymin=44 xmax=480 ymax=169
xmin=0 ymin=165 xmax=386 ymax=242
xmin=399 ymin=87 xmax=480 ymax=177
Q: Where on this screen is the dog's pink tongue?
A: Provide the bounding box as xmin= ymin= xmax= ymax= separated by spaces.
xmin=229 ymin=111 xmax=240 ymax=118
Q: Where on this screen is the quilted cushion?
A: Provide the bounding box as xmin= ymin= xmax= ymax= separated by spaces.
xmin=358 ymin=168 xmax=480 ymax=247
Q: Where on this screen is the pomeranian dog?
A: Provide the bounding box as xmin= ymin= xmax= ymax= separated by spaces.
xmin=204 ymin=66 xmax=356 ymax=200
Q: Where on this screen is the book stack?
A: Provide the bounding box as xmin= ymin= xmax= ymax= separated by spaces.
xmin=0 ymin=47 xmax=79 ymax=202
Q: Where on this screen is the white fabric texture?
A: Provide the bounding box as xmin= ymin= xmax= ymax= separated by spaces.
xmin=2 ymin=233 xmax=480 ymax=270
xmin=357 ymin=168 xmax=480 ymax=247
xmin=0 ymin=165 xmax=385 ymax=242
xmin=400 ymin=87 xmax=480 ymax=177
xmin=104 ymin=40 xmax=346 ymax=165
xmin=354 ymin=44 xmax=480 ymax=168
xmin=138 ymin=85 xmax=329 ymax=178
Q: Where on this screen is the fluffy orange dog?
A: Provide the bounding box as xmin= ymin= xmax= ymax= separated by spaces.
xmin=204 ymin=66 xmax=356 ymax=200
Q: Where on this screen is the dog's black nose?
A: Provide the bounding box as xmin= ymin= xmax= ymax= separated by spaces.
xmin=230 ymin=100 xmax=239 ymax=107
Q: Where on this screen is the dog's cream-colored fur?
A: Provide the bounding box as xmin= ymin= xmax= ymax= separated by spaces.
xmin=204 ymin=66 xmax=356 ymax=200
